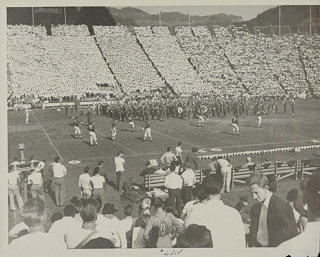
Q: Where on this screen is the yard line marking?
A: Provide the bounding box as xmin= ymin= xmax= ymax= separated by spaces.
xmin=32 ymin=112 xmax=64 ymax=161
xmin=77 ymin=138 xmax=319 ymax=161
xmin=95 ymin=129 xmax=139 ymax=155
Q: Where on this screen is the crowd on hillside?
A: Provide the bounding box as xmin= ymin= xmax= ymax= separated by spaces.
xmin=7 ymin=25 xmax=318 ymax=101
xmin=7 ymin=149 xmax=320 ymax=255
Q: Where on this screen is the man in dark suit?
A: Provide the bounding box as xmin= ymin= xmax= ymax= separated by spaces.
xmin=185 ymin=147 xmax=199 ymax=171
xmin=246 ymin=171 xmax=298 ymax=247
xmin=139 ymin=161 xmax=156 ymax=177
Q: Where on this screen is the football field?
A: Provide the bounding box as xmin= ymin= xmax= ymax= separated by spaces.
xmin=8 ymin=99 xmax=320 ymax=229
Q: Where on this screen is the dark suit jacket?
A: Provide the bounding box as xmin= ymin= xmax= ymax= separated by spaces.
xmin=185 ymin=152 xmax=198 ymax=170
xmin=249 ymin=194 xmax=298 ymax=247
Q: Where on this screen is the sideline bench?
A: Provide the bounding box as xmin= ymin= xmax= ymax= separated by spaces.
xmin=144 ymin=170 xmax=209 ymax=191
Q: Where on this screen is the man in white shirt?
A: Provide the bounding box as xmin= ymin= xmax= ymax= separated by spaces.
xmin=165 ymin=166 xmax=183 ymax=217
xmin=9 ymin=198 xmax=67 ymax=253
xmin=28 ymin=167 xmax=46 ymax=204
xmin=119 ymin=205 xmax=135 ymax=248
xmin=161 ymin=147 xmax=177 ymax=168
xmin=52 ymin=156 xmax=67 ymax=207
xmin=49 ymin=204 xmax=81 ymax=242
xmin=181 ymin=163 xmax=196 ymax=204
xmin=115 ymin=151 xmax=125 ymax=192
xmin=186 ymin=174 xmax=245 ymax=248
xmin=216 ymin=157 xmax=232 ymax=193
xmin=278 ymin=174 xmax=320 ymax=256
xmin=96 ymin=203 xmax=127 ymax=248
xmin=78 ymin=167 xmax=92 ymax=199
xmin=175 ymin=141 xmax=183 ymax=163
xmin=8 ymin=166 xmax=24 ymax=211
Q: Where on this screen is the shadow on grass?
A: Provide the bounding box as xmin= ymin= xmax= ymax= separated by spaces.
xmin=82 ymin=141 xmax=91 ymax=146
xmin=135 ymin=136 xmax=144 ymax=141
xmin=106 ymin=180 xmax=117 ymax=190
xmin=220 ymin=131 xmax=235 ymax=136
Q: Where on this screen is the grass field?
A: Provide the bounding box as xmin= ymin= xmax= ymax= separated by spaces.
xmin=8 ymin=99 xmax=320 ymax=230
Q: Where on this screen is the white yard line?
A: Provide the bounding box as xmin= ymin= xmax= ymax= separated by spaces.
xmin=95 ymin=129 xmax=139 ymax=155
xmin=32 ymin=113 xmax=64 ymax=161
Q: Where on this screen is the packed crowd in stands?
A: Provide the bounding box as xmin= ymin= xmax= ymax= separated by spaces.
xmin=134 ymin=26 xmax=206 ymax=94
xmin=7 ymin=150 xmax=320 ymax=254
xmin=7 ymin=24 xmax=319 ymax=102
xmin=95 ymin=26 xmax=166 ymax=93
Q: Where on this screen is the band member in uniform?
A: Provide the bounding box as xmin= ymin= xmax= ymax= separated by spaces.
xmin=283 ymin=99 xmax=287 ymax=114
xmin=198 ymin=111 xmax=204 ymax=127
xmin=290 ymin=99 xmax=295 ymax=115
xmin=74 ymin=117 xmax=82 ymax=139
xmin=257 ymin=111 xmax=262 ymax=128
xmin=111 ymin=119 xmax=117 ymax=141
xmin=128 ymin=115 xmax=134 ymax=132
xmin=232 ymin=115 xmax=240 ymax=135
xmin=143 ymin=119 xmax=152 ymax=141
xmin=88 ymin=122 xmax=98 ymax=146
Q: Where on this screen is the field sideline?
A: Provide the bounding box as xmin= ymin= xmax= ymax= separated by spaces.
xmin=8 ymin=99 xmax=320 ymax=230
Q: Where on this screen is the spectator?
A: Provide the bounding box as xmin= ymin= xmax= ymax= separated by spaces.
xmin=8 ymin=165 xmax=24 ymax=211
xmin=208 ymin=157 xmax=218 ymax=173
xmin=52 ymin=156 xmax=67 ymax=207
xmin=246 ymin=171 xmax=298 ymax=247
xmin=175 ymin=141 xmax=183 ymax=163
xmin=186 ymin=174 xmax=245 ymax=248
xmin=181 ymin=163 xmax=196 ymax=204
xmin=90 ymin=167 xmax=106 ymax=198
xmin=119 ymin=205 xmax=135 ymax=248
xmin=65 ymin=198 xmax=114 ymax=248
xmin=160 ymin=147 xmax=177 ymax=168
xmin=286 ymin=189 xmax=300 ymax=224
xmin=98 ymin=160 xmax=108 ymax=182
xmin=294 ymin=178 xmax=309 ymax=233
xmin=278 ymin=174 xmax=320 ymax=256
xmin=132 ymin=214 xmax=151 ymax=249
xmin=144 ymin=198 xmax=183 ymax=248
xmin=185 ymin=147 xmax=199 ymax=170
xmin=115 ymin=151 xmax=126 ymax=193
xmin=245 ymin=157 xmax=256 ymax=171
xmin=139 ymin=161 xmax=156 ymax=177
xmin=9 ymin=198 xmax=67 ymax=252
xmin=216 ymin=157 xmax=232 ymax=193
xmin=78 ymin=167 xmax=92 ymax=199
xmin=27 ymin=167 xmax=46 ymax=204
xmin=49 ymin=204 xmax=81 ymax=241
xmin=174 ymin=224 xmax=213 ymax=248
xmin=165 ymin=165 xmax=183 ymax=217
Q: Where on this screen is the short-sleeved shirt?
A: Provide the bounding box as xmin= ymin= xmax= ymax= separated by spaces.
xmin=28 ymin=172 xmax=43 ymax=185
xmin=90 ymin=175 xmax=105 ymax=189
xmin=115 ymin=157 xmax=125 ymax=172
xmin=52 ymin=163 xmax=67 ymax=178
xmin=8 ymin=171 xmax=20 ymax=185
xmin=78 ymin=173 xmax=92 ymax=190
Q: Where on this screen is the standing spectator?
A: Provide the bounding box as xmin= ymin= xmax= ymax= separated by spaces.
xmin=294 ymin=178 xmax=309 ymax=232
xmin=37 ymin=159 xmax=46 ymax=173
xmin=119 ymin=205 xmax=135 ymax=248
xmin=90 ymin=167 xmax=106 ymax=198
xmin=132 ymin=214 xmax=150 ymax=248
xmin=181 ymin=163 xmax=196 ymax=204
xmin=27 ymin=167 xmax=46 ymax=204
xmin=160 ymin=147 xmax=177 ymax=169
xmin=185 ymin=147 xmax=199 ymax=171
xmin=208 ymin=157 xmax=218 ymax=173
xmin=98 ymin=160 xmax=108 ymax=182
xmin=286 ymin=189 xmax=300 ymax=224
xmin=165 ymin=166 xmax=183 ymax=217
xmin=278 ymin=174 xmax=320 ymax=256
xmin=10 ymin=157 xmax=20 ymax=171
xmin=49 ymin=205 xmax=81 ymax=241
xmin=8 ymin=166 xmax=24 ymax=211
xmin=52 ymin=156 xmax=67 ymax=207
xmin=216 ymin=157 xmax=232 ymax=193
xmin=42 ymin=162 xmax=53 ymax=193
xmin=78 ymin=167 xmax=92 ymax=199
xmin=9 ymin=198 xmax=67 ymax=252
xmin=175 ymin=141 xmax=183 ymax=163
xmin=144 ymin=198 xmax=183 ymax=248
xmin=115 ymin=151 xmax=126 ymax=193
xmin=65 ymin=198 xmax=114 ymax=249
xmin=246 ymin=171 xmax=298 ymax=247
xmin=186 ymin=174 xmax=245 ymax=248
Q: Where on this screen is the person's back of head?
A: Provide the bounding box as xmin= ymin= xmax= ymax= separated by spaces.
xmin=79 ymin=198 xmax=99 ymax=223
xmin=98 ymin=161 xmax=103 ymax=167
xmin=21 ymin=198 xmax=47 ymax=228
xmin=287 ymin=189 xmax=299 ymax=203
xmin=54 ymin=156 xmax=60 ymax=163
xmin=164 ymin=199 xmax=174 ymax=214
xmin=303 ymin=174 xmax=320 ymax=221
xmin=51 ymin=212 xmax=63 ymax=224
xmin=174 ymin=224 xmax=213 ymax=248
xmin=202 ymin=174 xmax=223 ymax=197
xmin=82 ymin=237 xmax=115 ymax=249
xmin=124 ymin=205 xmax=133 ymax=217
xmin=92 ymin=167 xmax=100 ymax=176
xmin=167 ymin=146 xmax=172 ymax=152
xmin=83 ymin=167 xmax=90 ymax=174
xmin=153 ymin=197 xmax=164 ymax=209
xmin=64 ymin=204 xmax=77 ymax=218
xmin=117 ymin=150 xmax=123 ymax=157
xmin=136 ymin=214 xmax=150 ymax=228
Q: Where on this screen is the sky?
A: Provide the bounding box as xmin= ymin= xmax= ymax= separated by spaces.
xmin=118 ymin=6 xmax=277 ymax=21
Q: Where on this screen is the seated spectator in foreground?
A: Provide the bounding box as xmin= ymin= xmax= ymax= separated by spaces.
xmin=132 ymin=214 xmax=151 ymax=249
xmin=174 ymin=224 xmax=213 ymax=248
xmin=49 ymin=204 xmax=82 ymax=242
xmin=186 ymin=174 xmax=245 ymax=248
xmin=278 ymin=174 xmax=320 ymax=256
xmin=184 ymin=187 xmax=208 ymax=226
xmin=286 ymin=189 xmax=300 ymax=224
xmin=144 ymin=197 xmax=184 ymax=248
xmin=294 ymin=178 xmax=309 ymax=233
xmin=65 ymin=198 xmax=114 ymax=249
xmin=9 ymin=198 xmax=67 ymax=252
xmin=246 ymin=171 xmax=298 ymax=247
xmin=139 ymin=161 xmax=157 ymax=176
